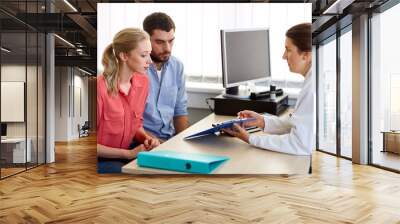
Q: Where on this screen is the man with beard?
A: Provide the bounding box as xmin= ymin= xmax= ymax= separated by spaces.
xmin=142 ymin=12 xmax=189 ymax=142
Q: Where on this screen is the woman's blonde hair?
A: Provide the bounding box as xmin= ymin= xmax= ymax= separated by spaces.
xmin=102 ymin=28 xmax=150 ymax=94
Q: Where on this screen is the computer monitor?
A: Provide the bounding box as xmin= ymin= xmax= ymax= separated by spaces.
xmin=1 ymin=123 xmax=6 ymax=138
xmin=221 ymin=28 xmax=271 ymax=97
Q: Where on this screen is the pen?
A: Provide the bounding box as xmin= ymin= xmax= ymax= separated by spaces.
xmin=247 ymin=128 xmax=261 ymax=134
xmin=245 ymin=126 xmax=261 ymax=133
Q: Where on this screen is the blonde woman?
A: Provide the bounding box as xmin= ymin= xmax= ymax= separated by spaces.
xmin=97 ymin=28 xmax=159 ymax=173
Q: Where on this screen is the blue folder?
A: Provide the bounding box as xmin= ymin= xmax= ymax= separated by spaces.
xmin=184 ymin=117 xmax=256 ymax=140
xmin=137 ymin=150 xmax=229 ymax=174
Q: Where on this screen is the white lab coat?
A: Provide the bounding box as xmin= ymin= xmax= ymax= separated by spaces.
xmin=249 ymin=69 xmax=315 ymax=155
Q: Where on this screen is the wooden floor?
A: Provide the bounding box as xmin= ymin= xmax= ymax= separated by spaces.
xmin=1 ymin=135 xmax=400 ymax=223
xmin=1 ymin=163 xmax=45 ymax=178
xmin=1 ymin=167 xmax=26 ymax=178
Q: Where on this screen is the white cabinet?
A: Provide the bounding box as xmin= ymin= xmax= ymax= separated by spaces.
xmin=1 ymin=138 xmax=32 ymax=163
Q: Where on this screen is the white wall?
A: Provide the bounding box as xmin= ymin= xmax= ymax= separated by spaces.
xmin=98 ymin=3 xmax=307 ymax=110
xmin=1 ymin=65 xmax=26 ymax=141
xmin=71 ymin=73 xmax=89 ymax=138
xmin=1 ymin=64 xmax=46 ymax=163
xmin=1 ymin=65 xmax=30 ymax=137
xmin=55 ymin=67 xmax=68 ymax=141
xmin=54 ymin=67 xmax=89 ymax=141
xmin=97 ymin=3 xmax=311 ymax=83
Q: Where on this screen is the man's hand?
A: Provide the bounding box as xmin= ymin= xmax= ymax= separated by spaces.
xmin=174 ymin=115 xmax=189 ymax=134
xmin=238 ymin=110 xmax=265 ymax=130
xmin=143 ymin=137 xmax=160 ymax=150
xmin=144 ymin=131 xmax=165 ymax=144
xmin=222 ymin=124 xmax=250 ymax=143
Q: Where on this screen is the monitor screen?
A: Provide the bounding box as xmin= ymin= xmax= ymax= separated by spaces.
xmin=1 ymin=123 xmax=6 ymax=137
xmin=221 ymin=28 xmax=271 ymax=88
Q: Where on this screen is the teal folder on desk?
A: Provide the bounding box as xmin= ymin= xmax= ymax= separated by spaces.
xmin=137 ymin=151 xmax=229 ymax=174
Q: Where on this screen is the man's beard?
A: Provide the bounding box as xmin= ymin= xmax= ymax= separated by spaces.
xmin=151 ymin=53 xmax=170 ymax=63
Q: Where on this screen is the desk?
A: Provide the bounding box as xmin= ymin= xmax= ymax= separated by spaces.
xmin=122 ymin=114 xmax=311 ymax=175
xmin=381 ymin=131 xmax=400 ymax=154
xmin=1 ymin=138 xmax=31 ymax=163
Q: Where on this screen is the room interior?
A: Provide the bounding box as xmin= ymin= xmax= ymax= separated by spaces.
xmin=0 ymin=0 xmax=399 ymax=222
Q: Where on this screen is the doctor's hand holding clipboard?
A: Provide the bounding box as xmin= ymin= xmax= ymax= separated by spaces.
xmin=222 ymin=110 xmax=264 ymax=141
xmin=223 ymin=23 xmax=315 ymax=156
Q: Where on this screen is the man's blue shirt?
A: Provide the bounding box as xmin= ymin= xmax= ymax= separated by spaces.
xmin=143 ymin=56 xmax=188 ymax=140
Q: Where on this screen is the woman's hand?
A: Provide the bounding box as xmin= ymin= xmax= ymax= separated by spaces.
xmin=125 ymin=144 xmax=147 ymax=159
xmin=125 ymin=139 xmax=159 ymax=159
xmin=143 ymin=137 xmax=160 ymax=150
xmin=238 ymin=110 xmax=265 ymax=129
xmin=222 ymin=124 xmax=250 ymax=143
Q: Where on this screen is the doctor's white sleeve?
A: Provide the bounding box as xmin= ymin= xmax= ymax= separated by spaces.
xmin=249 ymin=81 xmax=315 ymax=155
xmin=249 ymin=115 xmax=313 ymax=156
xmin=262 ymin=115 xmax=293 ymax=135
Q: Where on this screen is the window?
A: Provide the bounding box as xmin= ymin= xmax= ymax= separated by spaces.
xmin=317 ymin=36 xmax=337 ymax=155
xmin=97 ymin=3 xmax=311 ymax=85
xmin=339 ymin=28 xmax=352 ymax=158
xmin=0 ymin=1 xmax=47 ymax=179
xmin=370 ymin=2 xmax=400 ymax=171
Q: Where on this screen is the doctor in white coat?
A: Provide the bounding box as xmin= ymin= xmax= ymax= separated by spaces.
xmin=224 ymin=23 xmax=315 ymax=155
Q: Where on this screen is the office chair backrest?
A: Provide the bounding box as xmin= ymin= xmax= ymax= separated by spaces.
xmin=82 ymin=121 xmax=90 ymax=130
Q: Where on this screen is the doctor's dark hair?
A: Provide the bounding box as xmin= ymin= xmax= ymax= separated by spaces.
xmin=102 ymin=28 xmax=149 ymax=94
xmin=285 ymin=23 xmax=311 ymax=53
xmin=143 ymin=12 xmax=175 ymax=36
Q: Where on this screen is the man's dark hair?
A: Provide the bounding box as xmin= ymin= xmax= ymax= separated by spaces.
xmin=143 ymin=12 xmax=175 ymax=36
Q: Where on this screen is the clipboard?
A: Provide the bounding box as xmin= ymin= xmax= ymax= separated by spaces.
xmin=184 ymin=117 xmax=256 ymax=140
xmin=137 ymin=150 xmax=229 ymax=174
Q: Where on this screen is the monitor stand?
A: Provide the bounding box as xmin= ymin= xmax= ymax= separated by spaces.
xmin=223 ymin=86 xmax=250 ymax=99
